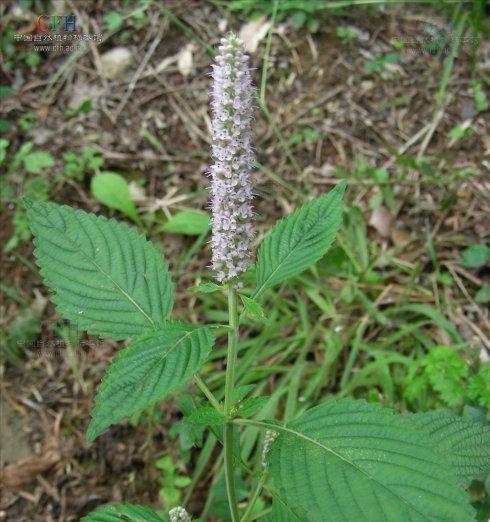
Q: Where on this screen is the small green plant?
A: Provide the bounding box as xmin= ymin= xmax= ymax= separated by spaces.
xmin=0 ymin=25 xmax=42 ymax=71
xmin=105 ymin=11 xmax=125 ymax=32
xmin=25 ymin=34 xmax=489 ymax=522
xmin=155 ymin=455 xmax=192 ymax=510
xmin=0 ymin=138 xmax=9 ymax=164
xmin=287 ymin=127 xmax=321 ymax=146
xmin=3 ymin=141 xmax=53 ymax=251
xmin=0 ymin=287 xmax=45 ymax=364
xmin=63 ymin=147 xmax=103 ymax=180
xmin=16 ymin=111 xmax=37 ymax=132
xmin=336 ymin=26 xmax=359 ymax=44
xmin=449 ymin=123 xmax=475 ymax=141
xmin=404 ymin=345 xmax=489 ymax=410
xmin=11 ymin=142 xmax=54 ymax=174
xmin=364 ymin=52 xmax=400 ymax=75
xmin=461 ymin=244 xmax=489 ymax=269
xmin=475 ymin=285 xmax=490 ymax=304
xmin=65 ymin=100 xmax=93 ymax=117
xmin=472 ymin=82 xmax=488 ymax=112
xmin=289 ymin=10 xmax=319 ymax=33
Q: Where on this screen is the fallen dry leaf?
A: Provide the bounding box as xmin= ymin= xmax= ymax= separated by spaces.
xmin=100 ymin=47 xmax=133 ymax=79
xmin=177 ymin=43 xmax=196 ymax=77
xmin=1 ymin=450 xmax=61 ymax=490
xmin=239 ymin=16 xmax=271 ymax=53
xmin=369 ymin=206 xmax=392 ymax=238
xmin=154 ymin=55 xmax=177 ymax=74
xmin=390 ymin=227 xmax=411 ymax=248
xmin=128 ymin=181 xmax=146 ymax=202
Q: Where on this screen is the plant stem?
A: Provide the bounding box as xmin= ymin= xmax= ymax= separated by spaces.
xmin=194 ymin=374 xmax=222 ymax=412
xmin=224 ymin=285 xmax=240 ymax=521
xmin=241 ymin=472 xmax=268 ymax=522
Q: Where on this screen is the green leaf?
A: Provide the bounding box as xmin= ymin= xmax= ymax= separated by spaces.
xmin=160 ymin=210 xmax=210 ymax=236
xmin=255 ymin=182 xmax=346 ymax=297
xmin=461 ymin=244 xmax=489 ymax=269
xmin=0 ymin=138 xmax=9 ymax=165
xmin=189 ymin=281 xmax=221 ymax=294
xmin=240 ymin=294 xmax=265 ymax=319
xmin=23 ymin=150 xmax=54 ymax=174
xmin=234 ymin=396 xmax=269 ymax=418
xmin=160 ymin=486 xmax=180 ymax=508
xmin=448 ymin=125 xmax=468 ymax=140
xmin=306 ymin=18 xmax=319 ymax=33
xmin=87 ymin=322 xmax=214 ymax=442
xmin=261 ymin=497 xmax=302 ymax=521
xmin=290 ymin=11 xmax=306 ymax=30
xmin=474 ymin=86 xmax=488 ymax=112
xmin=80 ymin=503 xmax=162 ymax=522
xmin=25 ymin=52 xmax=41 ymax=68
xmin=25 ymin=200 xmax=173 ymax=340
xmin=302 ymin=128 xmax=320 ymax=142
xmin=210 ymin=472 xmax=248 ymax=520
xmin=396 ymin=304 xmax=461 ymax=343
xmin=475 ymin=284 xmax=490 ymax=303
xmin=91 ymin=172 xmax=139 ymax=222
xmin=406 ymin=410 xmax=490 ymax=484
xmin=0 ymin=119 xmax=12 ymax=134
xmin=404 ymin=345 xmax=468 ymax=408
xmin=186 ymin=405 xmax=226 ymax=427
xmin=267 ymin=399 xmax=474 ymax=522
xmin=0 ymin=85 xmax=14 ymax=97
xmin=104 ymin=11 xmax=124 ymax=32
xmin=174 ymin=476 xmax=192 ymax=488
xmin=467 ymin=365 xmax=490 ymax=407
xmin=232 ymin=384 xmax=255 ymax=404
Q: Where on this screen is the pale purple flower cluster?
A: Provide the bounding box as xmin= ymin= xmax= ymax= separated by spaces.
xmin=169 ymin=507 xmax=191 ymax=522
xmin=210 ymin=33 xmax=254 ymax=283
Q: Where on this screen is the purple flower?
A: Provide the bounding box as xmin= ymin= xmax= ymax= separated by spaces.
xmin=209 ymin=33 xmax=254 ymax=283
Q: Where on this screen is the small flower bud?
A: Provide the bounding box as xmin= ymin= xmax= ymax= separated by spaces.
xmin=261 ymin=429 xmax=278 ymax=467
xmin=169 ymin=506 xmax=191 ymax=522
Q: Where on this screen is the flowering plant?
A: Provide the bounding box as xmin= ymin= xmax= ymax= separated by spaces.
xmin=25 ymin=34 xmax=488 ymax=522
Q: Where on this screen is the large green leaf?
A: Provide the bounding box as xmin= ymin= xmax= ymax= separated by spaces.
xmin=266 ymin=399 xmax=474 ymax=522
xmin=25 ymin=200 xmax=173 ymax=340
xmin=80 ymin=503 xmax=162 ymax=522
xmin=87 ymin=322 xmax=213 ymax=442
xmin=255 ymin=182 xmax=346 ymax=297
xmin=406 ymin=410 xmax=490 ymax=484
xmin=260 ymin=497 xmax=302 ymax=521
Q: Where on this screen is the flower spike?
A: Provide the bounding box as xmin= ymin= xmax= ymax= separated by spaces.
xmin=209 ymin=32 xmax=254 ymax=283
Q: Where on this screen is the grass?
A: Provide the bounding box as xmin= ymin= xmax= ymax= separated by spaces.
xmin=175 ymin=186 xmax=487 ymax=517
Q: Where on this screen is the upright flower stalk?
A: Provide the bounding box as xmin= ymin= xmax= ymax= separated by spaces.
xmin=209 ymin=33 xmax=254 ymax=521
xmin=210 ymin=33 xmax=254 ymax=284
